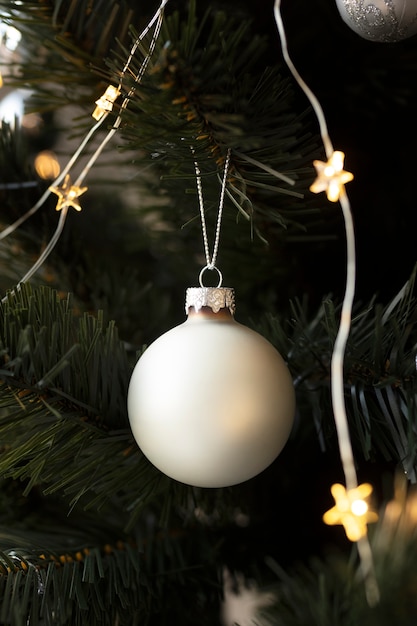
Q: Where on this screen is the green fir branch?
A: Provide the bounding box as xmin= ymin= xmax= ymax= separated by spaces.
xmin=0 ymin=0 xmax=139 ymax=109
xmin=0 ymin=527 xmax=218 ymax=625
xmin=262 ymin=477 xmax=417 ymax=626
xmin=0 ymin=486 xmax=222 ymax=626
xmin=261 ymin=265 xmax=417 ymax=477
xmin=112 ymin=5 xmax=321 ymax=229
xmin=0 ymin=0 xmax=330 ymax=254
xmin=0 ymin=285 xmax=160 ymax=520
xmin=0 ymin=284 xmax=242 ymax=534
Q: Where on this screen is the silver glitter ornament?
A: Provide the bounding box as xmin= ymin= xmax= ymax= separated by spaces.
xmin=335 ymin=0 xmax=417 ymax=41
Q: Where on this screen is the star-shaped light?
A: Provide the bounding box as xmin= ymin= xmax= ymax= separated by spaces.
xmin=323 ymin=483 xmax=378 ymax=542
xmin=92 ymin=84 xmax=121 ymax=121
xmin=49 ymin=175 xmax=88 ymax=212
xmin=310 ymin=150 xmax=353 ymax=202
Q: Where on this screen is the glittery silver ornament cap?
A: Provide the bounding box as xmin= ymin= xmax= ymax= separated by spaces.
xmin=185 ymin=287 xmax=236 ymax=315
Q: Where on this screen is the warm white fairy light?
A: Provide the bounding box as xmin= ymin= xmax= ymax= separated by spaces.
xmin=92 ymin=84 xmax=121 ymax=121
xmin=0 ymin=115 xmax=106 ymax=242
xmin=274 ymin=0 xmax=379 ymax=606
xmin=0 ymin=0 xmax=170 ymax=293
xmin=1 ymin=24 xmax=21 ymax=51
xmin=34 ymin=151 xmax=61 ymax=180
xmin=323 ymin=483 xmax=377 ymax=542
xmin=351 ymin=498 xmax=369 ymax=517
xmin=49 ymin=175 xmax=87 ymax=212
xmin=310 ymin=151 xmax=354 ymax=203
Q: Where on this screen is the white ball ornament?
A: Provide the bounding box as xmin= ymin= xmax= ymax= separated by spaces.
xmin=127 ymin=286 xmax=295 ymax=488
xmin=335 ymin=0 xmax=417 ymax=41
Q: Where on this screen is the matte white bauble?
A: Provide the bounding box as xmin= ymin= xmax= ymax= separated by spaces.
xmin=127 ymin=287 xmax=295 ymax=488
xmin=335 ymin=0 xmax=417 ymax=41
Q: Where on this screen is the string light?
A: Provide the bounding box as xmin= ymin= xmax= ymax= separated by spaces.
xmin=310 ymin=151 xmax=354 ymax=202
xmin=34 ymin=150 xmax=61 ymax=180
xmin=1 ymin=23 xmax=21 ymax=51
xmin=323 ymin=483 xmax=378 ymax=542
xmin=73 ymin=0 xmax=168 ymax=188
xmin=49 ymin=175 xmax=87 ymax=212
xmin=273 ymin=0 xmax=379 ymax=606
xmin=0 ymin=0 xmax=170 ymax=297
xmin=92 ymin=84 xmax=121 ymax=121
xmin=0 ymin=115 xmax=105 ymax=244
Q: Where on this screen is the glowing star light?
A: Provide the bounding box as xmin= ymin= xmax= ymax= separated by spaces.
xmin=323 ymin=483 xmax=378 ymax=542
xmin=92 ymin=84 xmax=121 ymax=121
xmin=49 ymin=175 xmax=87 ymax=212
xmin=310 ymin=150 xmax=353 ymax=202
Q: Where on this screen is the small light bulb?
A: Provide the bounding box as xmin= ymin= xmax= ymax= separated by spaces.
xmin=34 ymin=151 xmax=61 ymax=180
xmin=4 ymin=25 xmax=21 ymax=51
xmin=92 ymin=84 xmax=121 ymax=120
xmin=310 ymin=151 xmax=353 ymax=203
xmin=323 ymin=483 xmax=378 ymax=541
xmin=351 ymin=499 xmax=368 ymax=516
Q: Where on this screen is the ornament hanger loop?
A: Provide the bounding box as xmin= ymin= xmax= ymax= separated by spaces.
xmin=199 ymin=265 xmax=223 ymax=288
xmin=192 ymin=147 xmax=231 ymax=281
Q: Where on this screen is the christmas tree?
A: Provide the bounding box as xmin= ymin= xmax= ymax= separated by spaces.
xmin=1 ymin=1 xmax=417 ymax=624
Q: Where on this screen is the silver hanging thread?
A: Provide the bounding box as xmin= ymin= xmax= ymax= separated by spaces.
xmin=192 ymin=148 xmax=232 ymax=287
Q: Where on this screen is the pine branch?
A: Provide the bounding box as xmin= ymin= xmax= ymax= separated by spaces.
xmin=261 ymin=265 xmax=417 ymax=478
xmin=0 ymin=285 xmax=159 ymax=521
xmin=111 ymin=4 xmax=323 ymax=234
xmin=0 ymin=284 xmax=225 ymax=622
xmin=262 ymin=478 xmax=417 ymax=626
xmin=0 ymin=284 xmax=246 ymax=534
xmin=0 ymin=519 xmax=221 ymax=625
xmin=1 ymin=0 xmax=327 ymax=239
xmin=0 ymin=542 xmax=150 ymax=626
xmin=0 ymin=0 xmax=139 ymax=110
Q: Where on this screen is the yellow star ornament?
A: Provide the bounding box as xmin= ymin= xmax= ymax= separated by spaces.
xmin=323 ymin=483 xmax=378 ymax=542
xmin=49 ymin=175 xmax=88 ymax=212
xmin=310 ymin=150 xmax=353 ymax=202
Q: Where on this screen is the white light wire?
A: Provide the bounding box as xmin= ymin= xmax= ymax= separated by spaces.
xmin=274 ymin=0 xmax=379 ymax=606
xmin=1 ymin=208 xmax=70 ymax=303
xmin=12 ymin=207 xmax=69 ymax=286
